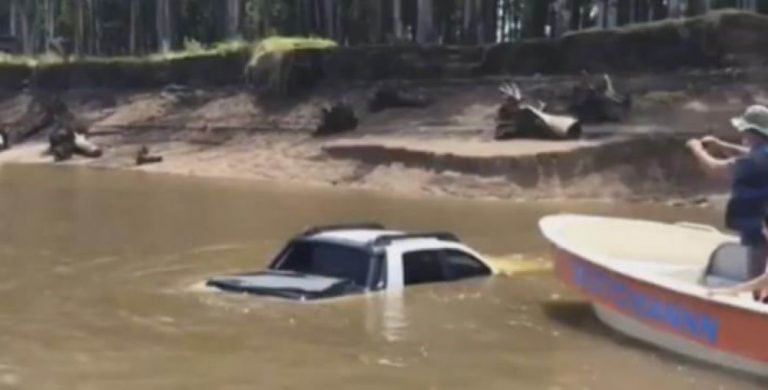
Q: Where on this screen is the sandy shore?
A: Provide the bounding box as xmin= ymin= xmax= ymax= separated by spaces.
xmin=0 ymin=132 xmax=548 ymax=200
xmin=0 ymin=128 xmax=717 ymax=202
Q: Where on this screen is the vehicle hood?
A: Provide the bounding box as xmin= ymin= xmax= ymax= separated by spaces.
xmin=206 ymin=270 xmax=364 ymax=301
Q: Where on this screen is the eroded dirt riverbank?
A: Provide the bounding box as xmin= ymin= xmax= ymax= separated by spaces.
xmin=1 ymin=68 xmax=766 ymax=201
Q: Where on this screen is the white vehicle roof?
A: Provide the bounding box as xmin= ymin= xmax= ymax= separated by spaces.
xmin=311 ymin=229 xmax=404 ymax=245
xmin=305 ymin=228 xmax=487 ymax=262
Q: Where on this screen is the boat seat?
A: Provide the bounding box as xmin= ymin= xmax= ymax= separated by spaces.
xmin=701 ymin=242 xmax=754 ymax=288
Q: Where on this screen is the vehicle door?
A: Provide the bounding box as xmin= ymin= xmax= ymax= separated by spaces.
xmin=397 ymin=247 xmax=492 ymax=288
xmin=439 ymin=248 xmax=493 ymax=281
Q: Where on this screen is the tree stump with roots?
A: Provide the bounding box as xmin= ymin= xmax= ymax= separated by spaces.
xmin=314 ymin=103 xmax=359 ymax=137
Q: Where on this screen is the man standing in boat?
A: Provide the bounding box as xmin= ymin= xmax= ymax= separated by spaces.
xmin=687 ymin=105 xmax=768 ymax=279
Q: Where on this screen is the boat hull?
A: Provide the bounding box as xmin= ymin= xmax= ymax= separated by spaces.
xmin=552 ymin=246 xmax=768 ymax=377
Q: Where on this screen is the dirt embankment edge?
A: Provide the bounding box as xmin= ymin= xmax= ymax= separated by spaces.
xmin=322 ymin=135 xmax=720 ymax=199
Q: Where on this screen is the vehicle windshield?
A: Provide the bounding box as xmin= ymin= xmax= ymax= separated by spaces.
xmin=271 ymin=240 xmax=371 ymax=287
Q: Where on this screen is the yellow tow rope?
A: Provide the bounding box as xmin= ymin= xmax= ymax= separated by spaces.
xmin=485 ymin=254 xmax=553 ymax=276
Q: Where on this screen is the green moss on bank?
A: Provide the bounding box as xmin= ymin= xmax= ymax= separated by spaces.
xmin=0 ymin=37 xmax=337 ymax=90
xmin=247 ymin=36 xmax=337 ymax=66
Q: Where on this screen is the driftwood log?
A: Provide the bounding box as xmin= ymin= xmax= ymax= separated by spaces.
xmin=495 ymin=82 xmax=581 ymax=140
xmin=0 ymin=93 xmax=102 ymax=161
xmin=135 ymin=145 xmax=163 ymax=166
xmin=569 ymin=73 xmax=632 ymax=123
xmin=314 ymin=102 xmax=358 ymax=136
xmin=368 ymin=84 xmax=433 ymax=112
xmin=48 ymin=124 xmax=102 ymax=162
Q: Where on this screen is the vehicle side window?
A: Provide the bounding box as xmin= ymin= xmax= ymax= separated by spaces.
xmin=402 ymin=250 xmax=445 ymax=286
xmin=441 ymin=249 xmax=492 ymax=280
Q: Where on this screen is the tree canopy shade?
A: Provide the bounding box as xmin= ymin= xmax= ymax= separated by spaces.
xmin=0 ymin=0 xmax=765 ymax=57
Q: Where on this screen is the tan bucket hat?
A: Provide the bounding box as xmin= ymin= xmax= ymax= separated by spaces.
xmin=731 ymin=105 xmax=768 ymax=137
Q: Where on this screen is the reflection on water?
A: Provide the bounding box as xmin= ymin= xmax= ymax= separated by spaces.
xmin=0 ymin=164 xmax=763 ymax=389
xmin=365 ymin=292 xmax=408 ymax=343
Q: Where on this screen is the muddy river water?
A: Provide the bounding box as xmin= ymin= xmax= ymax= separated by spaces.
xmin=0 ymin=164 xmax=764 ymax=389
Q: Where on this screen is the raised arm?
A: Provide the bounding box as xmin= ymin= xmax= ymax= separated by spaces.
xmin=702 ymin=136 xmax=749 ymax=157
xmin=687 ymin=139 xmax=736 ymax=179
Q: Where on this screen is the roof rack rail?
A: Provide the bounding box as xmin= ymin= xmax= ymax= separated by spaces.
xmin=372 ymin=232 xmax=459 ymax=246
xmin=301 ymin=223 xmax=386 ymax=237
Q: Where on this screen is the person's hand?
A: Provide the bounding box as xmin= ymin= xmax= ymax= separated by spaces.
xmin=701 ymin=136 xmax=725 ymax=153
xmin=686 ymin=138 xmax=703 ymax=151
xmin=706 ymin=288 xmax=725 ymax=297
xmin=706 ymin=288 xmax=720 ymax=297
xmin=706 ymin=287 xmax=739 ymax=297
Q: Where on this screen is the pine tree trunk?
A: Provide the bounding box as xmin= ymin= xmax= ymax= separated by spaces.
xmin=655 ymin=0 xmax=668 ymax=19
xmin=87 ymin=0 xmax=96 ymax=55
xmin=480 ymin=0 xmax=495 ymax=43
xmin=294 ymin=0 xmax=303 ymax=35
xmin=226 ymin=0 xmax=241 ymax=39
xmin=474 ymin=0 xmax=483 ymax=44
xmin=129 ymin=0 xmax=139 ymax=55
xmin=335 ymin=0 xmax=342 ymax=43
xmin=499 ymin=0 xmax=509 ymax=41
xmin=323 ymin=0 xmax=335 ymax=39
xmin=75 ymin=0 xmax=84 ymax=56
xmin=369 ymin=0 xmax=383 ymax=44
xmin=19 ymin=2 xmax=30 ymax=55
xmin=393 ymin=0 xmax=403 ymax=39
xmin=523 ymin=0 xmax=548 ymax=37
xmin=9 ymin=0 xmax=17 ymax=37
xmin=668 ymin=0 xmax=681 ymax=18
xmin=640 ymin=0 xmax=649 ymax=22
xmin=551 ymin=0 xmax=571 ymax=36
xmin=94 ymin=0 xmax=102 ymax=55
xmin=314 ymin=0 xmax=323 ymax=35
xmin=569 ymin=0 xmax=583 ymax=30
xmin=156 ymin=0 xmax=171 ymax=53
xmin=594 ymin=0 xmax=606 ymax=28
xmin=306 ymin=0 xmax=314 ymax=35
xmin=607 ymin=0 xmax=618 ymax=27
xmin=43 ymin=0 xmax=55 ymax=50
xmin=416 ymin=0 xmax=434 ymax=44
xmin=463 ymin=0 xmax=474 ymax=43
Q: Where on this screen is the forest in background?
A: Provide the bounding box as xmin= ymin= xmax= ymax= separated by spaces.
xmin=0 ymin=0 xmax=767 ymax=57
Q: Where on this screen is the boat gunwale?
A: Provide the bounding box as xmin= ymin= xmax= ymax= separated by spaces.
xmin=539 ymin=214 xmax=768 ymax=316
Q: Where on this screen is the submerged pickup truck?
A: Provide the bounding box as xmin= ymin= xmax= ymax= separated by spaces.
xmin=206 ymin=223 xmax=496 ymax=301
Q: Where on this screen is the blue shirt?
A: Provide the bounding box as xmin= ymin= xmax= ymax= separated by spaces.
xmin=725 ymin=145 xmax=768 ymax=246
